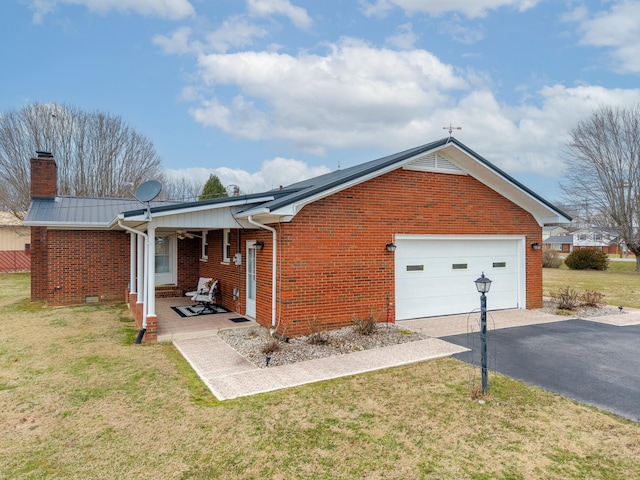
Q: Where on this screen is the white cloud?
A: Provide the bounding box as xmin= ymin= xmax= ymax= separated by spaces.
xmin=154 ymin=17 xmax=270 ymax=55
xmin=360 ymin=0 xmax=540 ymax=18
xmin=571 ymin=0 xmax=640 ymax=73
xmin=205 ymin=16 xmax=270 ymax=53
xmin=153 ymin=27 xmax=200 ymax=55
xmin=189 ymin=38 xmax=468 ymax=153
xmin=28 ymin=0 xmax=195 ymax=22
xmin=247 ymin=0 xmax=312 ymax=29
xmin=164 ymin=157 xmax=331 ymax=194
xmin=385 ymin=23 xmax=419 ymax=49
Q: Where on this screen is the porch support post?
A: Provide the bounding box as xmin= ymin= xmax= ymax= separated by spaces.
xmin=136 ymin=233 xmax=144 ymax=303
xmin=146 ymin=225 xmax=156 ymax=318
xmin=129 ymin=232 xmax=137 ymax=295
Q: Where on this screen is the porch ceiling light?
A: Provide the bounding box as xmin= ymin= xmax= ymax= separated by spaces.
xmin=386 ymin=242 xmax=397 ymax=252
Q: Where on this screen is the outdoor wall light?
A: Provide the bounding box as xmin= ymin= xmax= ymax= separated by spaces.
xmin=255 ymin=240 xmax=265 ymax=251
xmin=531 ymin=242 xmax=542 ymax=250
xmin=386 ymin=242 xmax=397 ymax=252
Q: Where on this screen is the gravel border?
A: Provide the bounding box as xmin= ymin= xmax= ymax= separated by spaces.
xmin=219 ymin=300 xmax=624 ymax=369
xmin=218 ymin=323 xmax=427 ymax=369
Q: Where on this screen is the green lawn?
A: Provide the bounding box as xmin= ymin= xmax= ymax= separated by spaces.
xmin=544 ymin=260 xmax=640 ymax=308
xmin=1 ymin=272 xmax=640 ymax=479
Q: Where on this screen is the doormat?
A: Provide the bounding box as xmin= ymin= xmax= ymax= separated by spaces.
xmin=171 ymin=304 xmax=229 ymax=318
xmin=229 ymin=317 xmax=250 ymax=323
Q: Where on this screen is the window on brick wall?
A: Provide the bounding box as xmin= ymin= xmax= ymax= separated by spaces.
xmin=155 ymin=235 xmax=176 ymax=285
xmin=223 ymin=229 xmax=231 ymax=263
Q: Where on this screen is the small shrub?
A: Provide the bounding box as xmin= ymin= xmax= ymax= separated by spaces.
xmin=260 ymin=337 xmax=281 ymax=355
xmin=351 ymin=314 xmax=378 ymax=336
xmin=542 ymin=249 xmax=563 ymax=268
xmin=581 ymin=289 xmax=605 ymax=307
xmin=306 ymin=317 xmax=330 ymax=345
xmin=564 ymin=249 xmax=609 ymax=271
xmin=550 ymin=286 xmax=580 ymax=310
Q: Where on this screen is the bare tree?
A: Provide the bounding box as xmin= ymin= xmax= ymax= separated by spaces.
xmin=562 ymin=104 xmax=640 ymax=271
xmin=0 ymin=103 xmax=164 ymax=218
xmin=161 ymin=176 xmax=204 ymax=202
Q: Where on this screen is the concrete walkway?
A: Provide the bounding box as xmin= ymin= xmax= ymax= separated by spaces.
xmin=173 ymin=307 xmax=640 ymax=401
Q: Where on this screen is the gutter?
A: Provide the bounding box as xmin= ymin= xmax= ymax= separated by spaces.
xmin=247 ymin=215 xmax=277 ymax=328
xmin=118 ymin=218 xmax=148 ymax=343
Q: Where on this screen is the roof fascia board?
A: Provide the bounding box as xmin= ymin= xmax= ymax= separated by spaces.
xmin=122 ymin=194 xmax=277 ymax=218
xmin=446 ymin=138 xmax=572 ymax=224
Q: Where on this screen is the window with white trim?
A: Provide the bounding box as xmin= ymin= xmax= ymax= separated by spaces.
xmin=155 ymin=235 xmax=176 ymax=285
xmin=201 ymin=231 xmax=208 ymax=261
xmin=223 ymin=229 xmax=231 ymax=263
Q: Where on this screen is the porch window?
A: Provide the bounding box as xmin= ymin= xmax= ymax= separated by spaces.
xmin=201 ymin=231 xmax=208 ymax=261
xmin=223 ymin=229 xmax=231 ymax=263
xmin=155 ymin=235 xmax=176 ymax=285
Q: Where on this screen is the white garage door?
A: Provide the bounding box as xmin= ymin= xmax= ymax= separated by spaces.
xmin=395 ymin=236 xmax=524 ymax=320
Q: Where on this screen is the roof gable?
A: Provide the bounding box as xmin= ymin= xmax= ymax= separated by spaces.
xmin=240 ymin=137 xmax=571 ymax=226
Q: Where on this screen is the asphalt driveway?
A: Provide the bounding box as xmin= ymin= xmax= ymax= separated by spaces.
xmin=442 ymin=319 xmax=640 ymax=422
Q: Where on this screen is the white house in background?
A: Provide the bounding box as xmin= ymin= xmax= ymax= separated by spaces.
xmin=571 ymin=226 xmax=623 ymax=255
xmin=542 ymin=225 xmax=569 ymax=240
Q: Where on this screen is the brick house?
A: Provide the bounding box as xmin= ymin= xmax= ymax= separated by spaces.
xmin=25 ymin=138 xmax=571 ymax=341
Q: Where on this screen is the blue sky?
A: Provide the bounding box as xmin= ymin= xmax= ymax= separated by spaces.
xmin=3 ymin=0 xmax=640 ymax=202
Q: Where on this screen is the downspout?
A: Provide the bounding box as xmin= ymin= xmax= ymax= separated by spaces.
xmin=247 ymin=215 xmax=277 ymax=328
xmin=118 ymin=219 xmax=148 ymax=343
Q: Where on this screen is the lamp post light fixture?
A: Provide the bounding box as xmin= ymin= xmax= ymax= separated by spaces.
xmin=474 ymin=272 xmax=492 ymax=395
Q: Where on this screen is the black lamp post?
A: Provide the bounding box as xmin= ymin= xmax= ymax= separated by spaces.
xmin=474 ymin=272 xmax=492 ymax=395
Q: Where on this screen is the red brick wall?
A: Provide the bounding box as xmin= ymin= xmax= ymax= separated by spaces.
xmin=177 ymin=237 xmax=201 ymax=294
xmin=30 ymin=226 xmax=48 ymax=301
xmin=260 ymin=169 xmax=542 ymax=337
xmin=30 ymin=158 xmax=57 ymax=198
xmin=198 ymin=229 xmax=246 ymax=312
xmin=43 ymin=230 xmax=130 ymax=305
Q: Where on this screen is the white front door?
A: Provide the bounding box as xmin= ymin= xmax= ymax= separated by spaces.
xmin=246 ymin=241 xmax=257 ymax=318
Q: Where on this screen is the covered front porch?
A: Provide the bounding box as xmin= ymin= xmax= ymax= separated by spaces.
xmin=154 ymin=296 xmax=257 ymax=342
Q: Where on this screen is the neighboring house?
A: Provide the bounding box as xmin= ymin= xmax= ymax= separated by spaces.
xmin=25 ymin=138 xmax=571 ymax=341
xmin=544 ymin=235 xmax=573 ymax=253
xmin=542 ymin=225 xmax=569 ymax=241
xmin=571 ymin=226 xmax=622 ymax=255
xmin=0 ymin=212 xmax=31 ymax=272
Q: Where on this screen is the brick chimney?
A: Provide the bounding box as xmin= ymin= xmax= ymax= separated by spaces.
xmin=30 ymin=151 xmax=57 ymax=199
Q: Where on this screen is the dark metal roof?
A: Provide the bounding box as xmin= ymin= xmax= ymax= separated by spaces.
xmin=122 ymin=189 xmax=300 ymax=218
xmin=244 ymin=137 xmax=571 ymax=222
xmin=24 ymin=196 xmax=177 ymax=227
xmin=545 ymin=235 xmax=574 ymax=243
xmin=254 ymin=138 xmax=450 ymax=212
xmin=25 ymin=137 xmax=572 ymax=227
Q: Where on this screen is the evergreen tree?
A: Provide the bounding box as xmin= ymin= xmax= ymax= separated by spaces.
xmin=199 ymin=174 xmax=228 ymax=200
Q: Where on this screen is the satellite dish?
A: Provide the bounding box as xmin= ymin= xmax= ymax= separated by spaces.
xmin=135 ymin=180 xmax=162 ymax=202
